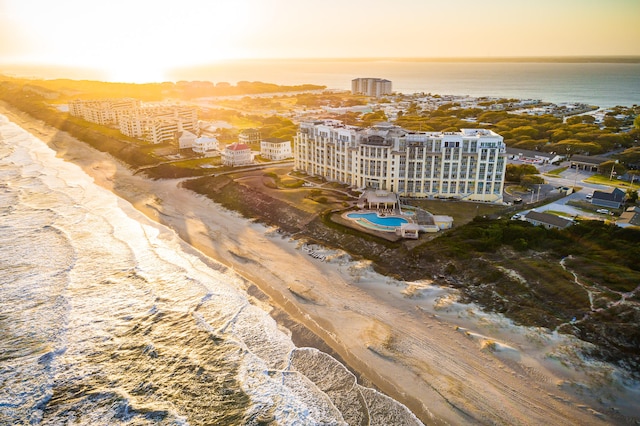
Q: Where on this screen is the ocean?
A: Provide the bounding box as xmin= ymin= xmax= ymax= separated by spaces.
xmin=167 ymin=58 xmax=640 ymax=108
xmin=0 ymin=114 xmax=423 ymax=425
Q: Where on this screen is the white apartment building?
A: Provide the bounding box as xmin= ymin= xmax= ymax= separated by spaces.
xmin=294 ymin=120 xmax=506 ymax=202
xmin=68 ymin=98 xmax=141 ymax=126
xmin=260 ymin=137 xmax=292 ymax=161
xmin=351 ymin=78 xmax=392 ymax=97
xmin=222 ymin=142 xmax=253 ymax=166
xmin=118 ymin=105 xmax=199 ymax=144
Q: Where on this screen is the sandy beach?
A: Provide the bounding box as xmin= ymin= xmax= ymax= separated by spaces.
xmin=3 ymin=103 xmax=638 ymax=425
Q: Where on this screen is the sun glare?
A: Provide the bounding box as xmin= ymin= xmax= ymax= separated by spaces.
xmin=3 ymin=0 xmax=254 ymax=84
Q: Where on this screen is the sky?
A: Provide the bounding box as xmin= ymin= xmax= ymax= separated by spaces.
xmin=1 ymin=0 xmax=639 ymax=83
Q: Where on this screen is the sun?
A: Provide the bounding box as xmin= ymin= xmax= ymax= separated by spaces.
xmin=3 ymin=0 xmax=254 ymax=84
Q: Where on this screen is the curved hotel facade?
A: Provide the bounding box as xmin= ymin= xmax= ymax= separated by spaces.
xmin=294 ymin=120 xmax=506 ymax=202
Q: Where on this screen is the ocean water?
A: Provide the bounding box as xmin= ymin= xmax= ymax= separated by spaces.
xmin=0 ymin=114 xmax=423 ymax=425
xmin=168 ymin=59 xmax=640 ymax=108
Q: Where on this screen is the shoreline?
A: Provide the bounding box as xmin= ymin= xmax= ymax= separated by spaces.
xmin=3 ymin=103 xmax=638 ymax=424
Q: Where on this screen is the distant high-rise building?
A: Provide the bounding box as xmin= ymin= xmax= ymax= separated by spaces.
xmin=351 ymin=78 xmax=392 ymax=97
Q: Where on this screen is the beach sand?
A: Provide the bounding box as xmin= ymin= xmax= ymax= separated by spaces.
xmin=3 ymin=103 xmax=638 ymax=425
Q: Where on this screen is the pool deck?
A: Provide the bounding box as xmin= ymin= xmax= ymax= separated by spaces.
xmin=342 ymin=209 xmax=415 ymax=233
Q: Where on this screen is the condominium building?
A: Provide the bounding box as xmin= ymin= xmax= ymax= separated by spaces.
xmin=294 ymin=120 xmax=506 ymax=202
xmin=351 ymin=78 xmax=392 ymax=97
xmin=68 ymin=98 xmax=141 ymax=126
xmin=118 ymin=105 xmax=199 ymax=144
xmin=69 ymin=99 xmax=199 ymax=145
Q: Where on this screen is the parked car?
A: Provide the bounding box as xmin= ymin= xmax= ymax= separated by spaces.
xmin=513 ymin=198 xmax=523 ymax=204
xmin=586 ymin=193 xmax=593 ymax=200
xmin=511 ymin=214 xmax=521 ymax=220
xmin=596 ymin=209 xmax=610 ymax=214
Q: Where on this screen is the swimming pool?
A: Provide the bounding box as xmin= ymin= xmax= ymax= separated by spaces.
xmin=346 ymin=212 xmax=408 ymax=227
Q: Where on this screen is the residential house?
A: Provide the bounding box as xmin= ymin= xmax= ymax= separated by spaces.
xmin=177 ymin=130 xmax=198 ymax=149
xmin=591 ymin=187 xmax=625 ymax=209
xmin=524 ymin=211 xmax=573 ymax=230
xmin=617 ymin=206 xmax=640 ymax=227
xmin=192 ymin=136 xmax=219 ymax=157
xmin=222 ymin=142 xmax=253 ymax=166
xmin=260 ymin=137 xmax=292 ymax=160
xmin=239 ymin=128 xmax=261 ymax=147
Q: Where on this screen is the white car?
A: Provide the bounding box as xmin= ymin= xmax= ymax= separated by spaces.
xmin=586 ymin=193 xmax=593 ymax=199
xmin=596 ymin=209 xmax=610 ymax=214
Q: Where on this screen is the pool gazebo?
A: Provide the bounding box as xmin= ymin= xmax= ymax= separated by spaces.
xmin=358 ymin=190 xmax=398 ymax=211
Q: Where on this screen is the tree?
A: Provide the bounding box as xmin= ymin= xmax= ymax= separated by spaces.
xmin=505 ymin=164 xmax=539 ymax=182
xmin=520 ymin=174 xmax=544 ymax=186
xmin=598 ymin=160 xmax=626 ymax=178
xmin=626 ymin=188 xmax=639 ymax=204
xmin=634 ymin=114 xmax=640 ymax=130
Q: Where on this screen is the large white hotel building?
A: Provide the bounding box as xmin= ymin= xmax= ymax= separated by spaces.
xmin=294 ymin=120 xmax=507 ymax=202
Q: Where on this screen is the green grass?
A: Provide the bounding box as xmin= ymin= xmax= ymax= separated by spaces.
xmin=545 ymin=166 xmax=568 ymax=176
xmin=408 ymin=199 xmax=504 ymax=226
xmin=584 ymin=174 xmax=639 ymax=191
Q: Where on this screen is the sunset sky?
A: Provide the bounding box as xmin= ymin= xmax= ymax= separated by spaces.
xmin=1 ymin=0 xmax=639 ymax=82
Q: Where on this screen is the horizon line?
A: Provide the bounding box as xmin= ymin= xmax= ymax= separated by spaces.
xmin=177 ymin=55 xmax=640 ymax=64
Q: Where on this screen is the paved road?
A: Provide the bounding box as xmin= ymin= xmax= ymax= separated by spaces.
xmin=514 ymin=163 xmax=618 ymax=221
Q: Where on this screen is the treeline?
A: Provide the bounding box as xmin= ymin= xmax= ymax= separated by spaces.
xmin=0 ymin=75 xmax=325 ymax=102
xmin=201 ymin=108 xmax=298 ymax=142
xmin=393 ymin=102 xmax=639 ymax=156
xmin=175 ymin=80 xmax=325 ymax=99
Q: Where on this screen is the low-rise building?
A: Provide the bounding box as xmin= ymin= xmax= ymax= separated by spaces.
xmin=192 ymin=136 xmax=219 ymax=157
xmin=506 ymin=148 xmax=563 ymax=165
xmin=524 ymin=211 xmax=573 ymax=230
xmin=239 ymin=128 xmax=261 ymax=146
xmin=260 ymin=137 xmax=292 ymax=160
xmin=591 ymin=187 xmax=626 ymax=209
xmin=618 ymin=206 xmax=640 ymax=227
xmin=570 ymin=155 xmax=608 ymax=172
xmin=177 ymin=130 xmax=198 ymax=149
xmin=222 ymin=142 xmax=253 ymax=166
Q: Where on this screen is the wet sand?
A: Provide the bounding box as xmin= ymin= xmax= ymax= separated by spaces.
xmin=3 ymin=103 xmax=638 ymax=425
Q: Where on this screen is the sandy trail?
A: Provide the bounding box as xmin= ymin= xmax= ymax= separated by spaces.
xmin=3 ymin=104 xmax=637 ymax=425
